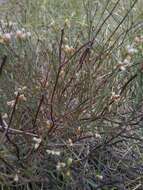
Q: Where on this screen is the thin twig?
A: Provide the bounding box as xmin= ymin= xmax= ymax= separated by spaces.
xmin=0 ymin=55 xmax=7 ymax=76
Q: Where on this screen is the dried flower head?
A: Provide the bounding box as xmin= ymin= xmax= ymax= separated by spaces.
xmin=16 ymin=30 xmax=31 ymax=40
xmin=18 ymin=94 xmax=27 ymax=101
xmin=3 ymin=33 xmax=12 ymax=44
xmin=134 ymin=36 xmax=143 ymax=44
xmin=16 ymin=30 xmax=23 ymax=38
xmin=64 ymin=45 xmax=75 ymax=54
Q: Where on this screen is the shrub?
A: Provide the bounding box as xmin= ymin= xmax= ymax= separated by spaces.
xmin=0 ymin=0 xmax=143 ymax=189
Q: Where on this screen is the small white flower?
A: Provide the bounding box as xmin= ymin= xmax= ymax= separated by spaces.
xmin=22 ymin=28 xmax=25 ymax=32
xmin=68 ymin=138 xmax=73 ymax=146
xmin=8 ymin=21 xmax=13 ymax=27
xmin=21 ymin=33 xmax=27 ymax=39
xmin=45 ymin=120 xmax=52 ymax=129
xmin=14 ymin=174 xmax=19 ymax=182
xmin=7 ymin=100 xmax=15 ymax=107
xmin=64 ymin=19 xmax=70 ymax=27
xmin=123 ymin=59 xmax=131 ymax=65
xmin=2 ymin=113 xmax=8 ymax=119
xmin=95 ymin=133 xmax=101 ymax=139
xmin=64 ymin=37 xmax=68 ymax=43
xmin=96 ymin=175 xmax=103 ymax=180
xmin=16 ymin=30 xmax=27 ymax=40
xmin=120 ymin=65 xmax=126 ymax=71
xmin=64 ymin=45 xmax=75 ymax=54
xmin=16 ymin=30 xmax=23 ymax=38
xmin=117 ymin=55 xmax=132 ymax=71
xmin=34 ymin=143 xmax=39 ymax=149
xmin=46 ymin=149 xmax=61 ymax=156
xmin=134 ymin=36 xmax=141 ymax=43
xmin=18 ymin=94 xmax=27 ymax=101
xmin=22 ymin=86 xmax=27 ymax=90
xmin=14 ymin=91 xmax=19 ymax=96
xmin=17 ymin=86 xmax=27 ymax=92
xmin=134 ymin=36 xmax=143 ymax=43
xmin=26 ymin=32 xmax=31 ymax=37
xmin=68 ymin=98 xmax=79 ymax=109
xmin=3 ymin=33 xmax=12 ymax=43
xmin=33 ymin=137 xmax=41 ymax=143
xmin=33 ymin=137 xmax=42 ymax=149
xmin=56 ymin=162 xmax=66 ymax=171
xmin=126 ymin=45 xmax=138 ymax=54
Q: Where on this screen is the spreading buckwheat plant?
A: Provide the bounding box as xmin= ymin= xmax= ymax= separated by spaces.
xmin=0 ymin=0 xmax=143 ymax=189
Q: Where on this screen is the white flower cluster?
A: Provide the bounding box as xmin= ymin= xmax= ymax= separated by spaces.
xmin=0 ymin=30 xmax=31 ymax=44
xmin=56 ymin=162 xmax=66 ymax=171
xmin=33 ymin=137 xmax=42 ymax=149
xmin=16 ymin=29 xmax=31 ymax=40
xmin=117 ymin=43 xmax=139 ymax=72
xmin=0 ymin=21 xmax=31 ymax=44
xmin=126 ymin=45 xmax=138 ymax=55
xmin=46 ymin=149 xmax=61 ymax=156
